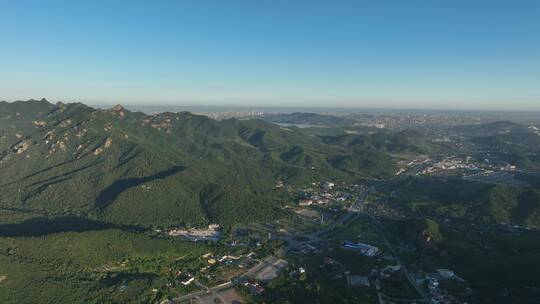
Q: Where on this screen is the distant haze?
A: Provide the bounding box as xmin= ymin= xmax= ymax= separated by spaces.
xmin=92 ymin=104 xmax=540 ymax=117
xmin=1 ymin=1 xmax=539 ymax=110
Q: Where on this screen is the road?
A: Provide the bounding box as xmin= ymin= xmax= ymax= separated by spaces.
xmin=277 ymin=208 xmax=359 ymax=256
xmin=194 ymin=281 xmax=228 ymax=304
xmin=173 ymin=256 xmax=278 ymax=303
xmin=366 ymin=214 xmax=429 ymax=303
xmin=173 ymin=208 xmax=358 ymax=303
xmin=277 ymin=186 xmax=368 ymax=256
xmin=173 ymin=186 xmax=409 ymax=304
xmin=349 ymin=184 xmax=428 ymax=302
xmin=173 ymin=280 xmax=234 ymax=303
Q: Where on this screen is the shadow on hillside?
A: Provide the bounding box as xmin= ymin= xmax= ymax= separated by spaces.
xmin=98 ymin=271 xmax=158 ymax=288
xmin=96 ymin=165 xmax=186 ymax=209
xmin=0 ymin=216 xmax=145 ymax=237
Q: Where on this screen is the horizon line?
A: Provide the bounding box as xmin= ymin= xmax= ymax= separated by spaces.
xmin=3 ymin=98 xmax=540 ymax=114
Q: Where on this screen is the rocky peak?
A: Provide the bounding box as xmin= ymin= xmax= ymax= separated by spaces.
xmin=111 ymin=104 xmax=125 ymax=118
xmin=112 ymin=104 xmax=124 ymax=112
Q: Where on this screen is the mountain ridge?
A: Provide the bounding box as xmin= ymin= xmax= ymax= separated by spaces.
xmin=0 ymin=99 xmax=400 ymax=228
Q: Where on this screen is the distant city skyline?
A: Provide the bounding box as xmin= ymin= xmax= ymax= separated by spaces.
xmin=1 ymin=1 xmax=539 ymax=110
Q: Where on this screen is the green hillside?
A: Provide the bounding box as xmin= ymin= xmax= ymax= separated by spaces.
xmin=0 ymin=100 xmax=411 ymax=229
xmin=388 ymin=177 xmax=540 ymax=227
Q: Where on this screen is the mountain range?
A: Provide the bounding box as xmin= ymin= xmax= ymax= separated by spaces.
xmin=2 ymin=99 xmax=539 ymax=230
xmin=0 ymin=99 xmax=416 ymax=229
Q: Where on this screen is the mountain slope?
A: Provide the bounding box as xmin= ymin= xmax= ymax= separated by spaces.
xmin=0 ymin=100 xmax=411 ymax=228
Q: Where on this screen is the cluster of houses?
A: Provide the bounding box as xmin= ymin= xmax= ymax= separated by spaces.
xmin=529 ymin=125 xmax=540 ymax=136
xmin=342 ymin=241 xmax=379 ymax=257
xmin=243 ymin=280 xmax=265 ymax=295
xmin=167 ymin=224 xmax=221 ymax=241
xmin=298 ymin=192 xmax=334 ymax=206
xmin=203 ymin=252 xmax=256 ymax=268
xmin=413 ymin=269 xmax=467 ymax=304
xmin=418 ymin=157 xmax=479 ymax=175
xmin=293 ymin=243 xmax=320 ymax=255
xmin=176 ymin=251 xmax=258 ymax=289
xmin=346 ymin=275 xmax=370 ymax=287
xmin=297 ymin=181 xmax=355 ymax=207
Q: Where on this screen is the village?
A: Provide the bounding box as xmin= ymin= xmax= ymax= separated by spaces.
xmin=147 ymin=180 xmax=470 ymax=304
xmin=397 ymin=154 xmax=528 ymax=187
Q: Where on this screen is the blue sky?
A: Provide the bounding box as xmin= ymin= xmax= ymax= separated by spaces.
xmin=0 ymin=0 xmax=539 ymax=110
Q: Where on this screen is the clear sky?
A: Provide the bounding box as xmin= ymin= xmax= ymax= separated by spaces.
xmin=1 ymin=0 xmax=539 ymax=110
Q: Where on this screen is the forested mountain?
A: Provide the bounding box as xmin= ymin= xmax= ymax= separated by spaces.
xmin=386 ymin=177 xmax=540 ymax=227
xmin=0 ymin=99 xmax=412 ymax=229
